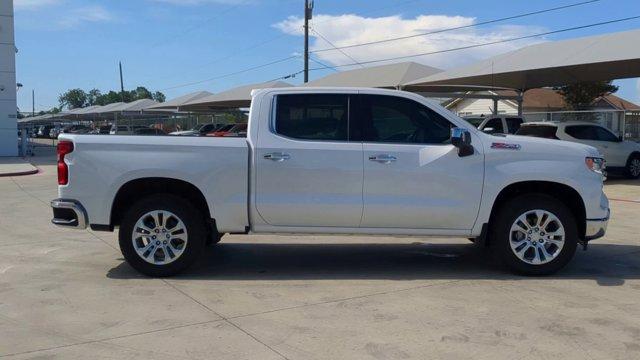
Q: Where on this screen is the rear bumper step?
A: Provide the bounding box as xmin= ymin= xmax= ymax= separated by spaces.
xmin=51 ymin=199 xmax=88 ymax=229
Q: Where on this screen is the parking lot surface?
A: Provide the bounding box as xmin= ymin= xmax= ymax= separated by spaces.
xmin=1 ymin=148 xmax=639 ymax=359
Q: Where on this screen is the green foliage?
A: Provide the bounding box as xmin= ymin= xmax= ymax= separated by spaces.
xmin=58 ymin=89 xmax=88 ymax=109
xmin=58 ymin=86 xmax=167 ymax=109
xmin=555 ymin=81 xmax=619 ymax=110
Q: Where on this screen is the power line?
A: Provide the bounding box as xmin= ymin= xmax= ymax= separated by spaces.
xmin=309 ymin=15 xmax=640 ymax=70
xmin=311 ymin=0 xmax=602 ymax=53
xmin=159 ymin=55 xmax=300 ymax=91
xmin=310 ymin=26 xmax=365 ymax=68
xmin=309 ymin=56 xmax=338 ymax=72
xmin=149 ymin=3 xmax=244 ymax=48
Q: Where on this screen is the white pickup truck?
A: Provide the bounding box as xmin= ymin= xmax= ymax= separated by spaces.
xmin=51 ymin=87 xmax=610 ymax=277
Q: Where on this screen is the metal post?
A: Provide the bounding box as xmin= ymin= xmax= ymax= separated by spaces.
xmin=32 ymin=89 xmax=35 ymax=116
xmin=119 ymin=62 xmax=125 ymax=102
xmin=516 ymin=90 xmax=524 ymax=117
xmin=492 ymin=98 xmax=499 ymax=116
xmin=304 ymin=0 xmax=314 ymax=83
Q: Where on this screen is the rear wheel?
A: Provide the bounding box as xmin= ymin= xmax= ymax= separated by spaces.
xmin=492 ymin=194 xmax=578 ymax=275
xmin=626 ymin=154 xmax=640 ymax=179
xmin=119 ymin=194 xmax=206 ymax=277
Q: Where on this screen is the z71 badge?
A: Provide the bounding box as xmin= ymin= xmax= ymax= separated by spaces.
xmin=491 ymin=142 xmax=521 ymax=150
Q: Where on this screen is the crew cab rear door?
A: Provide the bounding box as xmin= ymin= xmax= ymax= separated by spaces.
xmin=254 ymin=93 xmax=364 ymax=227
xmin=357 ymin=94 xmax=484 ymax=230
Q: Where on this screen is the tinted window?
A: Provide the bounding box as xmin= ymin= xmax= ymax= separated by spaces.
xmin=593 ymin=127 xmax=619 ymax=142
xmin=516 ymin=125 xmax=558 ymax=139
xmin=464 ymin=117 xmax=485 ymax=128
xmin=506 ymin=118 xmax=523 ymax=134
xmin=359 ymin=95 xmax=452 ymax=144
xmin=276 ymin=94 xmax=350 ymax=141
xmin=483 ymin=118 xmax=503 ymax=134
xmin=565 ymin=125 xmax=598 ymax=140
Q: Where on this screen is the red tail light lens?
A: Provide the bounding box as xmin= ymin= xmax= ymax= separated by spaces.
xmin=57 ymin=141 xmax=74 ymax=185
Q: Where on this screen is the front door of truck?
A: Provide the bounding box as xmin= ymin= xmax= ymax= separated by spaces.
xmin=254 ymin=93 xmax=363 ymax=227
xmin=357 ymin=94 xmax=484 ymax=230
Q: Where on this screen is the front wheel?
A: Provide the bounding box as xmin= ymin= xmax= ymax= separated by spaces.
xmin=491 ymin=194 xmax=578 ymax=275
xmin=626 ymin=154 xmax=640 ymax=179
xmin=119 ymin=194 xmax=207 ymax=277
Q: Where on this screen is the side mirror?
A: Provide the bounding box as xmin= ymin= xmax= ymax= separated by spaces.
xmin=451 ymin=128 xmax=474 ymax=157
xmin=618 ymin=135 xmax=624 ymax=142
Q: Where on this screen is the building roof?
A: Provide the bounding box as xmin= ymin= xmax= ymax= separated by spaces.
xmin=406 ymin=28 xmax=640 ymax=90
xmin=145 ymin=91 xmax=214 ymax=110
xmin=305 ymin=61 xmax=442 ymax=89
xmin=181 ymin=80 xmax=291 ymax=110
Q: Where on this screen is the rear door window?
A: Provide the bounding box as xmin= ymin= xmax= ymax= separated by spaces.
xmin=275 ymin=94 xmax=351 ymax=141
xmin=565 ymin=125 xmax=598 ymax=140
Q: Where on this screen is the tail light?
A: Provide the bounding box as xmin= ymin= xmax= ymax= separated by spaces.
xmin=57 ymin=141 xmax=74 ymax=185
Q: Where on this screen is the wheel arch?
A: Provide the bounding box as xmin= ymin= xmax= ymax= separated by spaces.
xmin=487 ymin=181 xmax=586 ymax=243
xmin=110 ymin=177 xmax=212 ymax=228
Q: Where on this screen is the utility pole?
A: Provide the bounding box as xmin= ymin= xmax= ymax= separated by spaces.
xmin=32 ymin=89 xmax=35 ymax=116
xmin=304 ymin=0 xmax=314 ymax=83
xmin=119 ymin=61 xmax=125 ymax=102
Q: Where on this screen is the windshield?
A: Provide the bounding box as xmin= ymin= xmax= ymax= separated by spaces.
xmin=463 ymin=117 xmax=485 ymax=128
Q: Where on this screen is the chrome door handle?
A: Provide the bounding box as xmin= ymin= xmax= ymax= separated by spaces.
xmin=263 ymin=152 xmax=291 ymax=162
xmin=368 ymin=154 xmax=397 ymax=164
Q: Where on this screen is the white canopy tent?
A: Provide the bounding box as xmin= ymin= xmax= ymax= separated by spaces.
xmin=405 ymin=29 xmax=640 ymax=91
xmin=305 ymin=61 xmax=442 ymax=89
xmin=181 ymin=81 xmax=292 ymax=111
xmin=145 ymin=91 xmax=214 ymax=111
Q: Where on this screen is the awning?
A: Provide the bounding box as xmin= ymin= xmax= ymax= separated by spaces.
xmin=145 ymin=91 xmax=214 ymax=110
xmin=405 ymin=28 xmax=640 ymax=91
xmin=181 ymin=81 xmax=292 ymax=111
xmin=305 ymin=61 xmax=442 ymax=88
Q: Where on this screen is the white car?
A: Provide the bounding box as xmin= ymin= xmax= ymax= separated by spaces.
xmin=110 ymin=125 xmax=148 ymax=135
xmin=517 ymin=121 xmax=640 ymax=179
xmin=464 ymin=116 xmax=524 ymax=135
xmin=51 ymin=87 xmax=609 ymax=277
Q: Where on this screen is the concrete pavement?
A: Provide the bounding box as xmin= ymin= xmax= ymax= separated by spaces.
xmin=1 ymin=155 xmax=639 ymax=359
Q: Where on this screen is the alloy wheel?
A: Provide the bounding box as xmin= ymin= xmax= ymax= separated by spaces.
xmin=131 ymin=210 xmax=188 ymax=265
xmin=509 ymin=209 xmax=565 ymax=265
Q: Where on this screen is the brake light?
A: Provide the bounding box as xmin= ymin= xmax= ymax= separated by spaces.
xmin=57 ymin=141 xmax=74 ymax=185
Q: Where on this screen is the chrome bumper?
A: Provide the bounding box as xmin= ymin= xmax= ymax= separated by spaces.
xmin=585 ymin=208 xmax=609 ymax=241
xmin=51 ymin=199 xmax=88 ymax=229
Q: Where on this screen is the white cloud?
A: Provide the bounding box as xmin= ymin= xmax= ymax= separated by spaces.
xmin=14 ymin=0 xmax=61 ymax=10
xmin=274 ymin=14 xmax=545 ymax=70
xmin=57 ymin=5 xmax=114 ymax=28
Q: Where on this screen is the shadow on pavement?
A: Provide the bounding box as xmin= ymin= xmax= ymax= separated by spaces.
xmin=107 ymin=242 xmax=640 ymax=285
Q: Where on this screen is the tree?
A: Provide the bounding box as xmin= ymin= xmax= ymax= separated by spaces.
xmin=132 ymin=86 xmax=153 ymax=100
xmin=58 ymin=89 xmax=88 ymax=109
xmin=555 ymin=81 xmax=619 ymax=110
xmin=87 ymin=89 xmax=102 ymax=106
xmin=152 ymin=91 xmax=166 ymax=103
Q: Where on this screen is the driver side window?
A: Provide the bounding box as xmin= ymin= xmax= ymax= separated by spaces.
xmin=359 ymin=94 xmax=453 ymax=144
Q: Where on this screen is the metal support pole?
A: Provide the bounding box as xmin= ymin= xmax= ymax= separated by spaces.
xmin=517 ymin=90 xmax=524 ymax=116
xmin=303 ymin=0 xmax=314 ymax=83
xmin=492 ymin=98 xmax=499 ymax=116
xmin=119 ymin=62 xmax=125 ymax=102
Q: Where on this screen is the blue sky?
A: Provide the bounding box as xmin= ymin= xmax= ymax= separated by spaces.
xmin=13 ymin=0 xmax=640 ymax=112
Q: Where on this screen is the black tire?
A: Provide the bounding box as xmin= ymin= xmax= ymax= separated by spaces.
xmin=625 ymin=154 xmax=640 ymax=179
xmin=119 ymin=194 xmax=207 ymax=277
xmin=491 ymin=194 xmax=578 ymax=275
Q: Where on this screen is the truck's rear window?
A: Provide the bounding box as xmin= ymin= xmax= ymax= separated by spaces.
xmin=516 ymin=125 xmax=558 ymax=139
xmin=275 ymin=94 xmax=349 ymax=141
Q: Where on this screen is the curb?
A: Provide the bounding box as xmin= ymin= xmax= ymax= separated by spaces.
xmin=0 ymin=168 xmax=40 ymax=177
